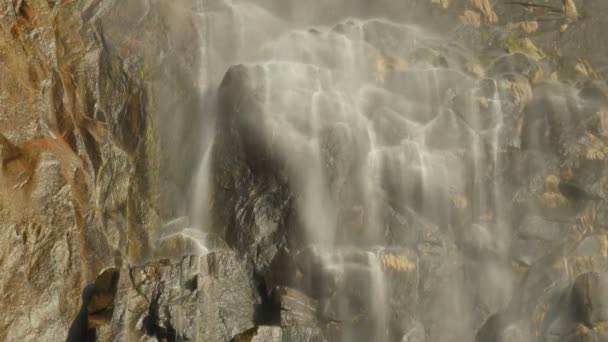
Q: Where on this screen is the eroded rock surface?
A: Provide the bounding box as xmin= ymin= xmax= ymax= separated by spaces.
xmin=0 ymin=0 xmax=190 ymax=339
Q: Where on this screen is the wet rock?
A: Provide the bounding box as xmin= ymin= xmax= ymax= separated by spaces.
xmin=451 ymin=79 xmax=503 ymax=131
xmin=268 ymin=29 xmax=379 ymax=80
xmin=487 ymin=53 xmax=534 ymax=77
xmin=213 ymin=63 xmax=295 ymax=261
xmin=499 ymin=321 xmax=531 ymax=342
xmin=99 ymin=256 xmax=200 ymax=341
xmin=319 ymin=123 xmax=357 ymax=196
xmin=563 ymin=324 xmax=608 ymax=341
xmin=383 ymin=202 xmax=440 ymax=247
xmin=518 ymin=215 xmax=571 ymax=242
xmin=424 ymin=108 xmax=478 ymax=150
xmin=295 ymin=249 xmax=404 ymax=340
xmin=416 ymin=240 xmax=469 ymax=341
xmin=385 ymin=69 xmax=475 ymax=123
xmin=520 ymin=81 xmax=580 ymax=152
xmin=571 ymin=272 xmax=608 ymax=326
xmin=264 ymin=248 xmax=300 ymax=294
xmin=395 ymin=314 xmax=426 ymax=342
xmin=408 ymin=46 xmax=450 ymax=68
xmin=578 ymin=80 xmax=608 ymax=106
xmin=271 ymin=287 xmax=318 ymax=327
xmin=154 ymin=231 xmax=208 ymax=261
xmin=475 ymin=313 xmax=507 ymax=342
xmin=400 ymin=323 xmax=425 ymax=342
xmin=97 ymin=252 xmax=256 ymax=341
xmin=199 ymin=251 xmax=257 ymax=341
xmin=294 ymin=247 xmax=339 ymax=299
xmin=282 ymin=326 xmax=326 ymax=342
xmin=460 ymin=221 xmax=511 ymax=263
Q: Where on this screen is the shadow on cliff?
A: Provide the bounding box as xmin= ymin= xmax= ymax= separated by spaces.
xmin=66 ymin=284 xmax=96 ymax=342
xmin=66 ymin=268 xmax=120 ymax=342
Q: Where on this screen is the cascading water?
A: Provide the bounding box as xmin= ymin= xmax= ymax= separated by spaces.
xmin=155 ymin=0 xmax=608 ymax=341
xmin=176 ymin=1 xmax=504 ymax=340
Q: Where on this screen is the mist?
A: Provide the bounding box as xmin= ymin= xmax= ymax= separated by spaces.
xmin=159 ymin=0 xmax=608 ymax=341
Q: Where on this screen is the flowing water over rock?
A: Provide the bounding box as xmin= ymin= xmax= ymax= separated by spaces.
xmin=187 ymin=1 xmax=608 ymax=341
xmin=193 ymin=2 xmax=508 ymax=340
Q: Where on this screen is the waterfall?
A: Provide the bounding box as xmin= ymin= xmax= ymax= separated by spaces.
xmin=166 ymin=0 xmax=601 ymax=340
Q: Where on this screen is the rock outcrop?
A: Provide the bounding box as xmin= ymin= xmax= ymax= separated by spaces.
xmin=0 ymin=0 xmax=198 ymax=339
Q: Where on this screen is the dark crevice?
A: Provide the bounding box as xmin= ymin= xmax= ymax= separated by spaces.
xmin=66 ymin=284 xmax=96 ymax=342
xmin=142 ymin=291 xmax=186 ymax=342
xmin=66 ymin=268 xmax=120 ymax=342
xmin=183 ymin=276 xmax=198 ymax=292
xmin=17 ymin=1 xmax=33 ymax=21
xmin=253 ymin=273 xmax=281 ymax=326
xmin=81 ymin=128 xmax=102 ymax=174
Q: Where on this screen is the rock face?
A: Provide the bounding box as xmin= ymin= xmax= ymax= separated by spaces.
xmin=0 ymin=0 xmax=198 ymax=340
xmin=571 ymin=272 xmax=608 ymax=326
xmin=94 ymin=252 xmax=255 ymax=342
xmin=0 ymin=0 xmax=146 ymax=340
xmin=3 ymin=0 xmax=608 ymax=342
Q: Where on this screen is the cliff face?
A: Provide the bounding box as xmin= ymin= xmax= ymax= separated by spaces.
xmin=0 ymin=0 xmax=162 ymax=339
xmin=3 ymin=0 xmax=608 ymax=341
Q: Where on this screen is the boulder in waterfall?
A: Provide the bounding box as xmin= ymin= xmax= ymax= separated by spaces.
xmin=408 ymin=46 xmax=450 ymax=69
xmin=498 ymin=321 xmax=531 ymax=342
xmin=450 ymin=80 xmax=503 ymax=132
xmin=100 ymin=256 xmax=201 ymax=341
xmin=416 ymin=239 xmax=469 ymax=341
xmin=294 ymin=247 xmax=339 ymax=299
xmin=154 ymin=226 xmax=208 ymax=261
xmin=578 ymin=80 xmax=608 ymax=106
xmin=213 ymin=63 xmax=295 ymax=263
xmin=521 ymin=81 xmax=587 ymax=155
xmin=199 ymin=251 xmax=258 ymax=340
xmin=571 ymin=272 xmax=608 ymax=326
xmin=399 ymin=317 xmax=425 ymax=342
xmin=99 ymin=253 xmax=256 ymax=341
xmin=384 ymin=69 xmax=474 ymax=124
xmin=332 ymin=18 xmax=420 ymax=56
xmin=511 ymin=215 xmax=573 ymax=267
xmin=424 ymin=108 xmax=479 ymax=150
xmin=487 ymin=53 xmax=535 ymax=78
xmin=271 ymin=287 xmax=319 ymax=327
xmin=319 ymin=123 xmax=357 ymax=196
